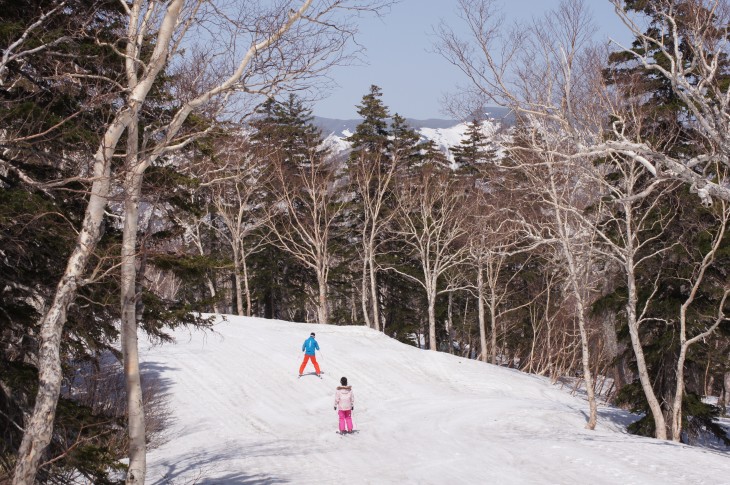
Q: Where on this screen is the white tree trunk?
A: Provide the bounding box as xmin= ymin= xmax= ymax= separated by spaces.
xmin=672 ymin=289 xmax=730 ymax=440
xmin=489 ymin=287 xmax=498 ymax=366
xmin=368 ymin=248 xmax=381 ymax=331
xmin=671 ymin=345 xmax=689 ymax=442
xmin=558 ymin=242 xmax=597 ymax=430
xmin=121 ymin=154 xmax=147 ymax=485
xmin=13 ymin=109 xmax=132 ymax=485
xmin=567 ymin=278 xmax=597 ymax=430
xmin=233 ymin=249 xmax=244 ymax=316
xmin=427 ymin=281 xmax=437 ymax=351
xmin=476 ymin=264 xmax=488 ymax=363
xmin=316 ymin=266 xmax=328 ymax=324
xmin=360 ymin=257 xmax=371 ymax=328
xmin=626 ymin=271 xmax=667 ymax=439
xmin=446 ymin=291 xmax=454 ymax=354
xmin=242 ymin=252 xmax=252 ymax=317
xmin=13 ymin=3 xmax=186 ymax=481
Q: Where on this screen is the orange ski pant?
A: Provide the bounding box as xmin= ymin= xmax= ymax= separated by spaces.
xmin=299 ymin=354 xmax=321 ymax=375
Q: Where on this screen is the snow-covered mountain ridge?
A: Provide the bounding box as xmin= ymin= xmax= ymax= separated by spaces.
xmin=141 ymin=315 xmax=729 ymax=484
xmin=315 ymin=110 xmax=507 ymax=157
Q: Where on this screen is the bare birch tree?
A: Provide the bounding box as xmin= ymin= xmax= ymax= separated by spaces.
xmin=670 ymin=199 xmax=730 ymax=440
xmin=435 ymin=0 xmax=682 ymax=437
xmin=351 ymin=149 xmax=400 ymax=330
xmin=198 ymin=136 xmax=270 ymax=317
xmin=266 ymin=147 xmax=346 ymax=325
xmin=466 ymin=203 xmax=530 ymax=364
xmin=391 ymin=167 xmax=470 ymax=351
xmin=439 ymin=0 xmax=730 ymax=205
xmin=604 ymin=0 xmax=730 ymax=205
xmin=507 ymin=141 xmax=602 ymax=430
xmin=438 ymin=0 xmax=604 ymax=428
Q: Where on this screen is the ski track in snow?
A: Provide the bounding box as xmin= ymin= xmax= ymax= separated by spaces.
xmin=142 ymin=316 xmax=730 ymax=484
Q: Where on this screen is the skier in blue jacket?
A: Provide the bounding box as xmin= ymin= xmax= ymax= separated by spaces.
xmin=299 ymin=332 xmax=321 ymax=376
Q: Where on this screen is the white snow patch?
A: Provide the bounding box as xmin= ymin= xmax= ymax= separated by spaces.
xmin=322 ymin=133 xmax=352 ymax=155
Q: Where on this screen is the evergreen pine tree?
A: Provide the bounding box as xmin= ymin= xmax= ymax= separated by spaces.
xmin=251 ymin=94 xmax=323 ymax=170
xmin=420 ymin=139 xmax=450 ymax=171
xmin=451 ymin=118 xmax=496 ymax=175
xmin=389 ymin=113 xmax=422 ymax=169
xmin=347 ymin=85 xmax=390 ymax=155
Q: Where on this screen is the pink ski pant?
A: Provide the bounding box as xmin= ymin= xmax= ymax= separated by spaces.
xmin=338 ymin=410 xmax=353 ymax=432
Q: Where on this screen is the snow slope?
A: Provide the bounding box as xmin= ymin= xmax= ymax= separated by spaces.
xmin=141 ymin=316 xmax=729 ymax=484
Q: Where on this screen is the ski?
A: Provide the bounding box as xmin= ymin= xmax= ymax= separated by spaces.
xmin=298 ymin=372 xmax=323 ymax=379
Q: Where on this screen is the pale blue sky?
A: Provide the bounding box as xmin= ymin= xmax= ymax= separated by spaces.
xmin=314 ymin=0 xmax=633 ymax=120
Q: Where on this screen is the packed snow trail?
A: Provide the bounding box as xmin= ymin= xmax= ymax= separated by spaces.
xmin=141 ymin=316 xmax=729 ymax=484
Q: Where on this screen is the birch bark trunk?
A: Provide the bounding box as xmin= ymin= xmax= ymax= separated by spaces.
xmin=317 ymin=266 xmax=328 ymax=324
xmin=233 ymin=249 xmax=244 ymax=316
xmin=13 ymin=106 xmax=135 ymax=485
xmin=361 ymin=257 xmax=371 ymax=328
xmin=557 ymin=237 xmax=597 ymax=429
xmin=121 ymin=126 xmax=147 ymax=483
xmin=476 ymin=262 xmax=488 ymax=363
xmin=427 ymin=278 xmax=437 ymax=351
xmin=625 ymin=266 xmax=667 ymax=439
xmin=368 ymin=247 xmax=381 ymax=331
xmin=242 ymin=252 xmax=252 ymax=317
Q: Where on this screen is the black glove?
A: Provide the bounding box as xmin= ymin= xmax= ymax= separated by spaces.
xmin=334 ymin=406 xmax=337 ymax=411
xmin=351 ymin=407 xmax=354 ymax=411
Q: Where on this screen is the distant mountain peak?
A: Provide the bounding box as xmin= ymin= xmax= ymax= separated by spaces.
xmin=313 ymin=107 xmax=510 ymax=136
xmin=317 ymin=115 xmax=505 ymax=159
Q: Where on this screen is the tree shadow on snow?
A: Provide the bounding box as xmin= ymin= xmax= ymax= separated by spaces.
xmin=140 ymin=360 xmax=177 ymax=395
xmin=595 ymin=407 xmax=639 ymax=428
xmin=149 ymin=443 xmax=292 ymax=484
xmin=152 ymin=465 xmax=287 ymax=485
xmin=139 ymin=361 xmax=179 ymax=448
xmin=198 ymin=472 xmax=289 ymax=484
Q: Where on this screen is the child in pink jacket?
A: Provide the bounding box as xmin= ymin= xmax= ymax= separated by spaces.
xmin=334 ymin=376 xmax=354 ymax=434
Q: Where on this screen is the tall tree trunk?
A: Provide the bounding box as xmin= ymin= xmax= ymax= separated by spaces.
xmin=13 ymin=110 xmax=131 ymax=485
xmin=428 ymin=283 xmax=437 ymax=351
xmin=671 ymin=345 xmax=689 ymax=442
xmin=121 ymin=124 xmax=146 ymax=484
xmin=489 ymin=289 xmax=498 ymax=366
xmin=559 ymin=242 xmax=598 ymax=430
xmin=242 ymin=252 xmax=252 ymax=317
xmin=12 ymin=285 xmax=80 ymax=484
xmin=360 ymin=257 xmax=371 ymax=328
xmin=549 ymin=169 xmax=598 ymax=431
xmin=446 ymin=291 xmax=454 ymax=354
xmin=476 ymin=263 xmax=488 ymax=363
xmin=317 ymin=266 xmax=328 ymax=324
xmin=672 ymin=290 xmax=729 ymax=440
xmin=368 ymin=246 xmax=381 ymax=331
xmin=626 ymin=270 xmax=668 ymax=439
xmin=566 ymin=276 xmax=597 ymax=430
xmin=233 ymin=249 xmax=244 ymax=316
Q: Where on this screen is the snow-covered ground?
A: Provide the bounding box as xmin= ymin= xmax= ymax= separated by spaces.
xmin=141 ymin=316 xmax=729 ymax=484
